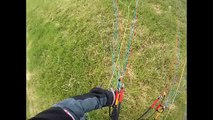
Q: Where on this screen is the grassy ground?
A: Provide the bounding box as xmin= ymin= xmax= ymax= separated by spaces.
xmin=27 ymin=0 xmax=186 ymax=119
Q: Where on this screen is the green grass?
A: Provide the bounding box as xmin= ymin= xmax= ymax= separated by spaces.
xmin=27 ymin=0 xmax=186 ymax=119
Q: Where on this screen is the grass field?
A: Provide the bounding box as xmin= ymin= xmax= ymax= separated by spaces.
xmin=27 ymin=0 xmax=186 ymax=119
